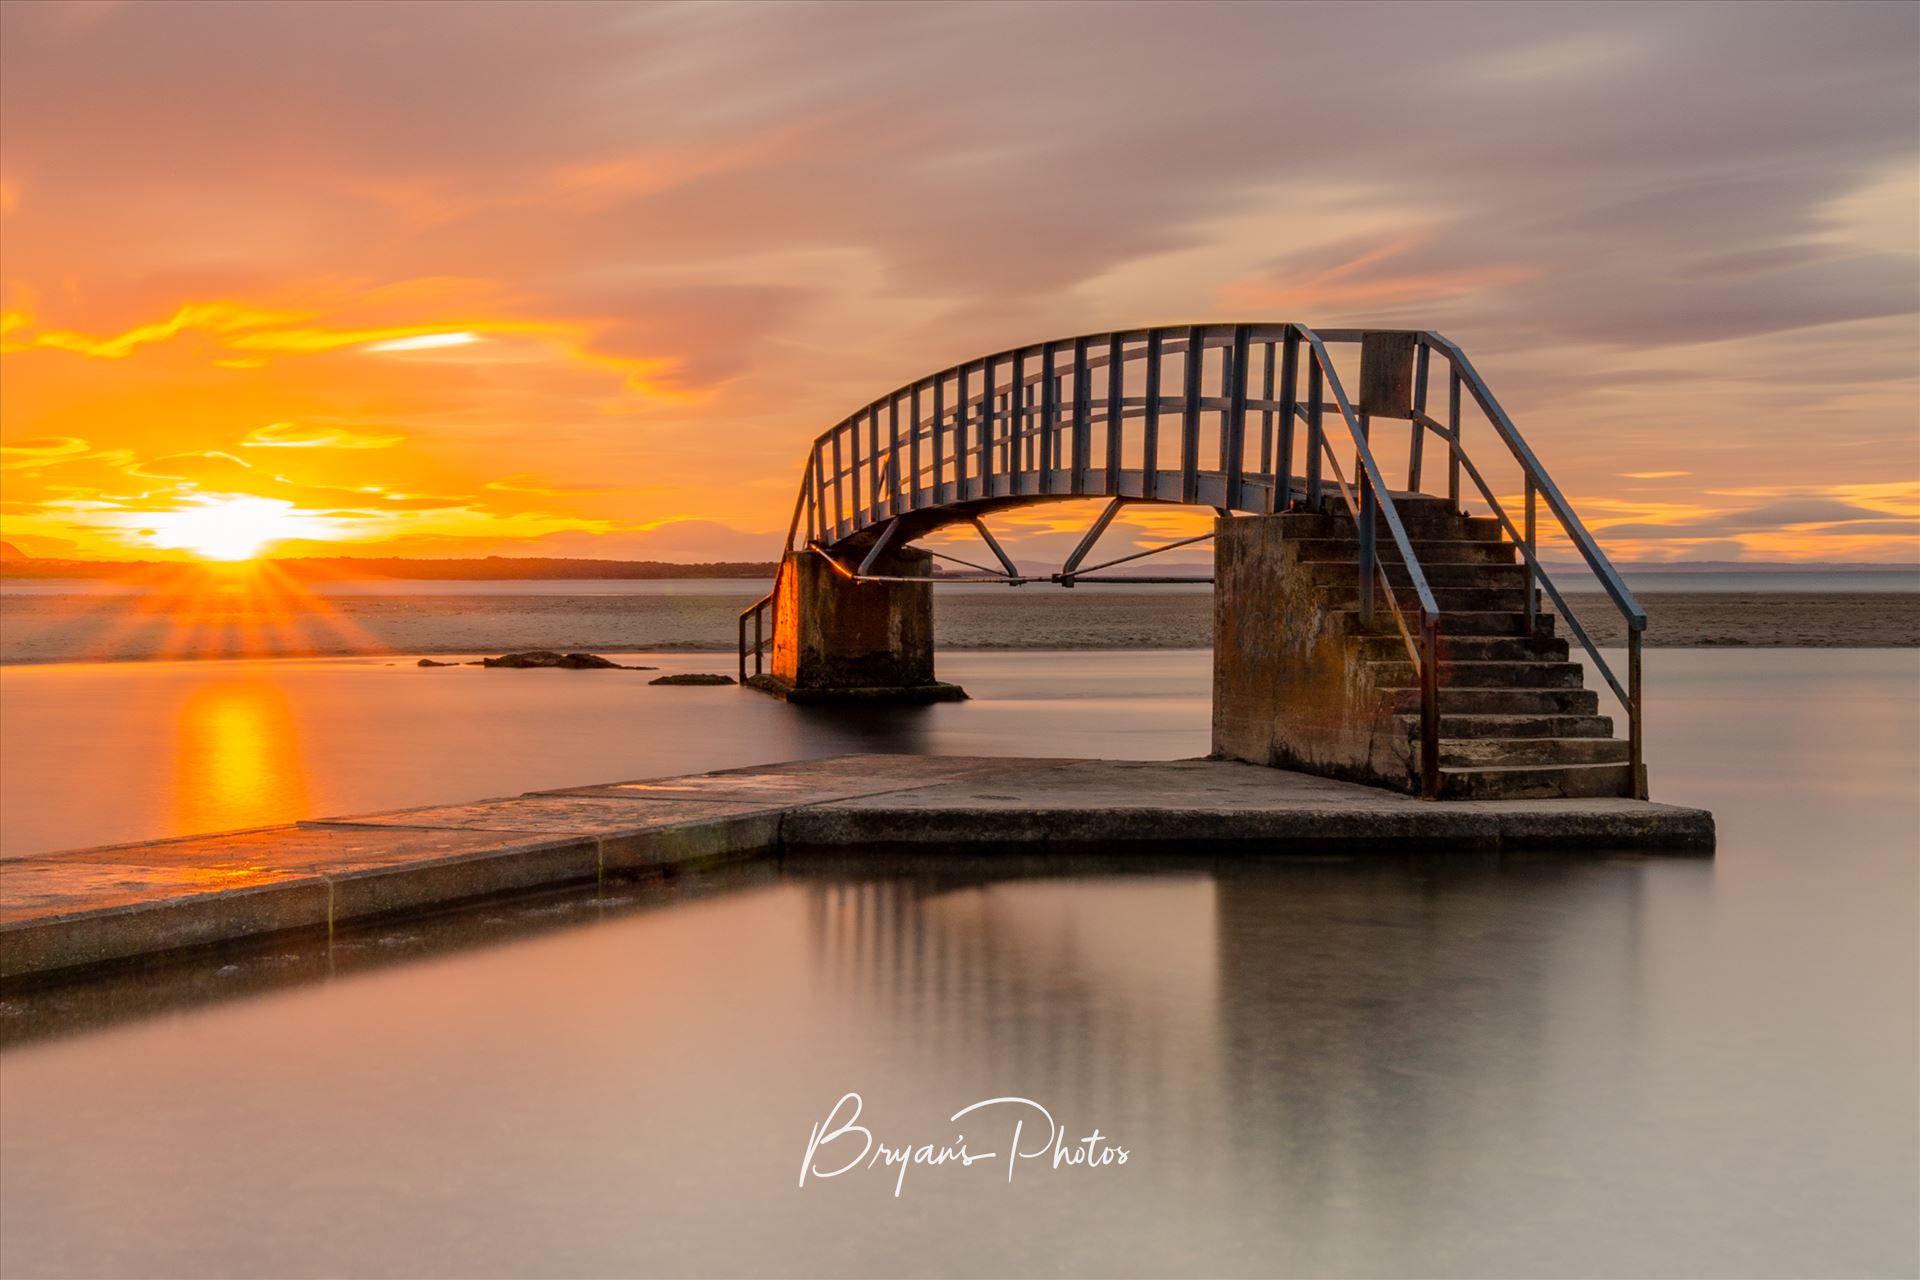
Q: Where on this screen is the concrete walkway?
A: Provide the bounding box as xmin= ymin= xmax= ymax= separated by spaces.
xmin=0 ymin=755 xmax=1713 ymax=982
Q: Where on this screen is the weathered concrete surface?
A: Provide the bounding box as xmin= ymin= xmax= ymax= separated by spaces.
xmin=1214 ymin=513 xmax=1416 ymax=787
xmin=782 ymin=758 xmax=1714 ymax=853
xmin=1 ymin=754 xmax=1713 ymax=983
xmin=763 ymin=549 xmax=965 ymax=701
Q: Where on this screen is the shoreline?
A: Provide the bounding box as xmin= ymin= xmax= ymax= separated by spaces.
xmin=1 ymin=590 xmax=1914 ymax=664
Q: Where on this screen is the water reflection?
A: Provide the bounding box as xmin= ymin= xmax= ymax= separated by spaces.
xmin=170 ymin=679 xmax=309 ymax=837
xmin=4 ymin=851 xmax=1913 ymax=1277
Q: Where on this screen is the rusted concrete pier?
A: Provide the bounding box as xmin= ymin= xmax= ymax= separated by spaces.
xmin=748 ymin=550 xmax=965 ymax=702
xmin=1 ymin=754 xmax=1713 ymax=983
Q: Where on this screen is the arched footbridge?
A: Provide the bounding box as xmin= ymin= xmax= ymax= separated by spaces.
xmin=741 ymin=324 xmax=1651 ymax=802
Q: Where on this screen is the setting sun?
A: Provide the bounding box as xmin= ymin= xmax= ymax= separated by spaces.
xmin=141 ymin=497 xmax=333 ymax=561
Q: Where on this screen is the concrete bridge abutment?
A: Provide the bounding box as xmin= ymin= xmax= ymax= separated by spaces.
xmin=749 ymin=548 xmax=967 ymax=703
xmin=1211 ymin=513 xmax=1421 ymax=792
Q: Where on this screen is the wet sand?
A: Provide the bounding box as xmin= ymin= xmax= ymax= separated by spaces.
xmin=0 ymin=588 xmax=1914 ymax=663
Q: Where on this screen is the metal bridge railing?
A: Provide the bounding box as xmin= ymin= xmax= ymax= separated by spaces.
xmin=760 ymin=322 xmax=1647 ymax=800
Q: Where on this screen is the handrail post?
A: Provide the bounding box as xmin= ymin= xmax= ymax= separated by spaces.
xmin=754 ymin=603 xmax=764 ymax=677
xmin=1226 ymin=324 xmax=1250 ymax=510
xmin=1276 ymin=330 xmax=1298 ymax=510
xmin=829 ymin=429 xmax=845 ymax=538
xmin=1257 ymin=338 xmax=1275 ymax=489
xmin=1629 ymin=624 xmax=1646 ymax=799
xmin=1447 ymin=368 xmax=1462 ymax=513
xmin=1305 ymin=355 xmax=1324 ymax=509
xmin=907 ymin=384 xmax=922 ymax=511
xmin=737 ymin=611 xmax=748 ymax=684
xmin=1524 ymin=476 xmax=1538 ymax=635
xmin=1420 ymin=612 xmax=1441 ymax=799
xmin=1143 ymin=331 xmax=1163 ymax=500
xmin=1358 ymin=466 xmax=1378 ymax=628
xmin=1408 ymin=341 xmax=1429 ymax=492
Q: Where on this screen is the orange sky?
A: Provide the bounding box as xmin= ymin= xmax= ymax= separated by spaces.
xmin=2 ymin=1 xmax=1916 ymax=566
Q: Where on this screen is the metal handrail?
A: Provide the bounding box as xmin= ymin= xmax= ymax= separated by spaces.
xmin=737 ymin=589 xmax=774 ymax=683
xmin=1404 ymin=332 xmax=1647 ymax=798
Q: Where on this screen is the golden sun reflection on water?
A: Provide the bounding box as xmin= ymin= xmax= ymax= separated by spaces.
xmin=171 ymin=678 xmax=310 ymax=837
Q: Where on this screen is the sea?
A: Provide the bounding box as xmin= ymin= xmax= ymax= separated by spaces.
xmin=0 ymin=592 xmax=1915 ymax=1276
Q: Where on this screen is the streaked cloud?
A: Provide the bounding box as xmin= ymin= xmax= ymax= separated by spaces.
xmin=241 ymin=422 xmax=405 ymax=450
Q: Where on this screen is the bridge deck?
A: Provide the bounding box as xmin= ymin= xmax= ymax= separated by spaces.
xmin=0 ymin=755 xmax=1713 ymax=982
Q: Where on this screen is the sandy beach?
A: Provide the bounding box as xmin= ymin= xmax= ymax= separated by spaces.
xmin=1 ymin=585 xmax=1913 ymax=663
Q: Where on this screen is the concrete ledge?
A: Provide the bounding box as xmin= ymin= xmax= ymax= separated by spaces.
xmin=743 ymin=673 xmax=968 ymax=703
xmin=1 ymin=754 xmax=1713 ymax=983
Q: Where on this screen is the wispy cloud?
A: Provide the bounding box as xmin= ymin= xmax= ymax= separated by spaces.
xmin=0 ymin=0 xmax=1913 ymax=561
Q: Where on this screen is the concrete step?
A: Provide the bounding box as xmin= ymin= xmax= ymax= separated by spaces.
xmin=1319 ymin=584 xmax=1537 ymax=612
xmin=1437 ymin=736 xmax=1632 ymax=767
xmin=1384 ymin=686 xmax=1600 ymax=715
xmin=1330 ymin=610 xmax=1556 ymax=638
xmin=1358 ymin=634 xmax=1570 ymax=663
xmin=1286 ymin=537 xmax=1518 ymax=565
xmin=1305 ymin=560 xmax=1527 ymax=590
xmin=1436 ymin=761 xmax=1634 ymax=800
xmin=1395 ymin=711 xmax=1616 ymax=739
xmin=1367 ymin=659 xmax=1585 ymax=689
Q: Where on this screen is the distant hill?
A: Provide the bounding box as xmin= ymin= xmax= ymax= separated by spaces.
xmin=0 ymin=541 xmax=27 ymax=562
xmin=0 ymin=554 xmax=780 ymax=580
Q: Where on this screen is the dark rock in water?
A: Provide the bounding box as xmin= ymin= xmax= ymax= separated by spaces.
xmin=648 ymin=673 xmax=736 ymax=686
xmin=417 ymin=658 xmax=458 ymax=667
xmin=479 ymin=651 xmax=655 ymax=670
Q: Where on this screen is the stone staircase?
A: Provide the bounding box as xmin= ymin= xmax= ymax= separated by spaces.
xmin=1212 ymin=495 xmax=1637 ymax=800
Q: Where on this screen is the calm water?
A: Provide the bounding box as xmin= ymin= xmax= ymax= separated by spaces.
xmin=1 ymin=650 xmax=1916 ymax=1277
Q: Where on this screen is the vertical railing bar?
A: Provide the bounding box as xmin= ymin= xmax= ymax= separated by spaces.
xmin=1041 ymin=341 xmax=1059 ymax=494
xmin=1180 ymin=324 xmax=1203 ymax=504
xmin=1420 ymin=613 xmax=1440 ymax=799
xmin=975 ymin=360 xmax=993 ymax=500
xmin=1447 ymin=367 xmax=1462 ymax=512
xmin=1143 ymin=331 xmax=1164 ymax=500
xmin=955 ymin=364 xmax=971 ymax=500
xmin=848 ymin=415 xmax=863 ymax=529
xmin=1275 ymin=330 xmax=1298 ymax=511
xmin=1354 ymin=410 xmax=1370 ymax=494
xmin=1305 ymin=355 xmax=1324 ymax=510
xmin=1023 ymin=381 xmax=1035 ymax=481
xmin=1358 ymin=453 xmax=1377 ymax=627
xmin=1524 ymin=476 xmax=1538 ymax=634
xmin=1013 ymin=347 xmax=1029 ymax=495
xmin=1105 ymin=334 xmax=1125 ymax=494
xmin=1226 ymin=323 xmax=1250 ymax=510
xmin=1216 ymin=328 xmax=1233 ymax=479
xmin=1629 ymin=626 xmax=1646 ymax=799
xmin=932 ymin=376 xmax=947 ymax=501
xmin=830 ymin=426 xmax=845 ymax=537
xmin=909 ymin=384 xmax=924 ymax=510
xmin=983 ymin=370 xmax=998 ymax=498
xmin=1072 ymin=336 xmax=1092 ymax=494
xmin=1258 ymin=340 xmax=1276 ymax=481
xmin=868 ymin=405 xmax=882 ymax=521
xmin=1409 ymin=340 xmax=1429 ymax=493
